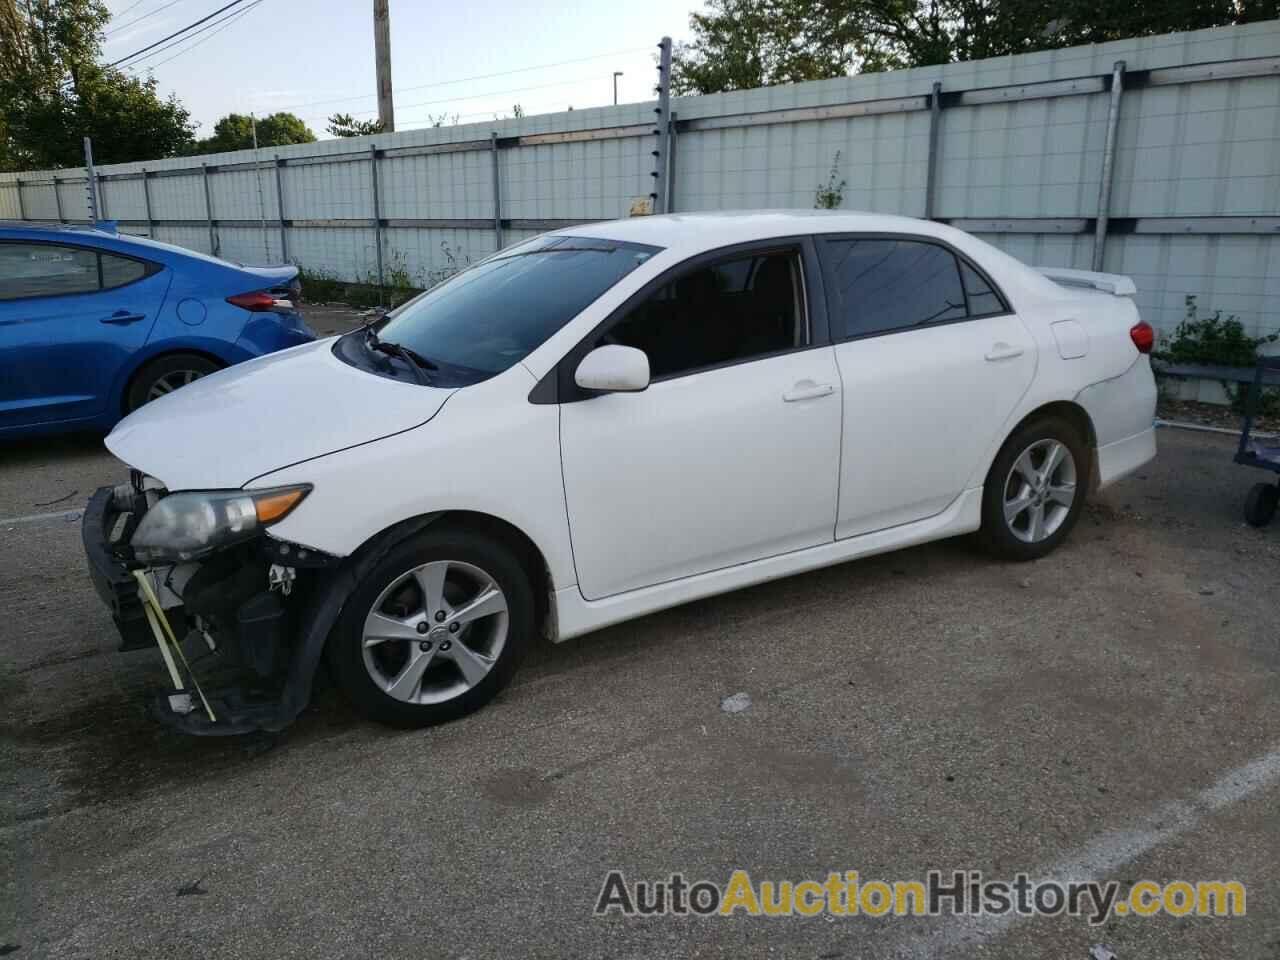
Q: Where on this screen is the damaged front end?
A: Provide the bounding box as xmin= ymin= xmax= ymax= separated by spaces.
xmin=83 ymin=471 xmax=345 ymax=736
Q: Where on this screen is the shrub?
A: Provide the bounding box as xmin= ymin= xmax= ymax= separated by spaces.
xmin=814 ymin=152 xmax=846 ymax=210
xmin=1156 ymin=295 xmax=1280 ymax=415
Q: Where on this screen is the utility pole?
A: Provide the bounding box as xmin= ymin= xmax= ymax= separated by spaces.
xmin=373 ymin=0 xmax=395 ymax=133
xmin=613 ymin=71 xmax=623 ymax=105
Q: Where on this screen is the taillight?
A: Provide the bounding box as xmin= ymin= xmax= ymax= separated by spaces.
xmin=1129 ymin=321 xmax=1155 ymax=354
xmin=227 ymin=290 xmax=295 ymax=312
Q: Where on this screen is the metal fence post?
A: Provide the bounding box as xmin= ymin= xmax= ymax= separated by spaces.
xmin=370 ymin=144 xmax=385 ymax=302
xmin=1092 ymin=60 xmax=1125 ymax=271
xmin=52 ymin=176 xmax=64 ymax=223
xmin=142 ymin=169 xmax=153 ymax=236
xmin=274 ymin=156 xmax=288 ymax=263
xmin=84 ymin=137 xmax=99 ymax=222
xmin=651 ymin=37 xmax=672 ymax=214
xmin=925 ymin=81 xmax=943 ymax=220
xmin=14 ymin=178 xmax=23 ymax=221
xmin=666 ymin=111 xmax=678 ymax=213
xmin=201 ymin=163 xmax=217 ymax=255
xmin=490 ymin=132 xmax=503 ymax=249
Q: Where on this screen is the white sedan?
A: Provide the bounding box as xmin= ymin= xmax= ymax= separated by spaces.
xmin=84 ymin=211 xmax=1157 ymax=733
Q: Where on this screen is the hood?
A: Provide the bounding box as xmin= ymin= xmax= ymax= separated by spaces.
xmin=107 ymin=338 xmax=453 ymax=490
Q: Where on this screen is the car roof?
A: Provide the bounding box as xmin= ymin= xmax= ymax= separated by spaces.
xmin=557 ymin=209 xmax=1064 ymax=302
xmin=0 ymin=220 xmax=249 ymax=270
xmin=0 ymin=220 xmax=119 ymax=237
xmin=557 ymin=210 xmax=961 ymax=254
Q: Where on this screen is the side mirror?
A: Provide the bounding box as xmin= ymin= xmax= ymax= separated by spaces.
xmin=574 ymin=345 xmax=650 ymax=394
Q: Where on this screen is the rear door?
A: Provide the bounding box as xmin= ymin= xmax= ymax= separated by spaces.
xmin=0 ymin=240 xmax=169 ymax=428
xmin=818 ymin=235 xmax=1035 ymax=538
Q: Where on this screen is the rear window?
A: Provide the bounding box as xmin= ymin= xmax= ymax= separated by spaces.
xmin=376 ymin=235 xmax=660 ymax=380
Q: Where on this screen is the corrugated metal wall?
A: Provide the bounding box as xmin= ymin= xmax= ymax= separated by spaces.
xmin=2 ymin=20 xmax=1276 ymax=337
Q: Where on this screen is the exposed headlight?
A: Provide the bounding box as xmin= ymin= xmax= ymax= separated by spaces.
xmin=130 ymin=485 xmax=311 ymax=564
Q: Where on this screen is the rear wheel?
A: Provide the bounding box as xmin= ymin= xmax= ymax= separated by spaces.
xmin=978 ymin=416 xmax=1089 ymax=561
xmin=126 ymin=353 xmax=220 ymax=413
xmin=1244 ymin=482 xmax=1278 ymax=528
xmin=327 ymin=526 xmax=534 ymax=728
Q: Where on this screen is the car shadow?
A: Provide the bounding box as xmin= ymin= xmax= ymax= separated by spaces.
xmin=0 ymin=430 xmax=107 ymax=466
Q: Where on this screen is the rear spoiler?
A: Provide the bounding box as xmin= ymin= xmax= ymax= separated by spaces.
xmin=1036 ymin=267 xmax=1137 ymax=297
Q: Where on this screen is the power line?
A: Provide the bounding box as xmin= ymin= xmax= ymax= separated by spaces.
xmin=297 ymin=73 xmax=612 ymax=124
xmin=277 ymin=46 xmax=651 ymax=115
xmin=106 ymin=0 xmax=188 ymax=36
xmin=108 ymin=0 xmax=250 ymax=67
xmin=123 ymin=0 xmax=264 ymax=69
xmin=107 ymin=0 xmax=160 ymax=26
xmin=134 ymin=0 xmax=264 ymax=70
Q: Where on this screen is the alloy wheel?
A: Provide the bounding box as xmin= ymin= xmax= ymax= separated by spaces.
xmin=146 ymin=369 xmax=205 ymax=400
xmin=1002 ymin=438 xmax=1077 ymax=544
xmin=361 ymin=559 xmax=509 ymax=705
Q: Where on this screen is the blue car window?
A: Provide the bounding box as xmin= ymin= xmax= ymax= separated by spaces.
xmin=0 ymin=243 xmax=99 ymax=300
xmin=101 ymin=253 xmax=149 ymax=290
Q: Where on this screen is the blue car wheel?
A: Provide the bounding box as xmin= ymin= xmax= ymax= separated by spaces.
xmin=125 ymin=353 xmax=221 ymax=413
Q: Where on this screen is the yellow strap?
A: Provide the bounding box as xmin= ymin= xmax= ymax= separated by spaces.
xmin=133 ymin=570 xmax=217 ymax=722
xmin=143 ymin=601 xmax=184 ymax=690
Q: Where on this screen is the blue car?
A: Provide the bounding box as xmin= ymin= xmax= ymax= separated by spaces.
xmin=0 ymin=221 xmax=316 ymax=438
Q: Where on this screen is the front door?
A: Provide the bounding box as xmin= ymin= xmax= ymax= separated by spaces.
xmin=559 ymin=242 xmax=843 ymax=600
xmin=0 ymin=240 xmax=167 ymax=429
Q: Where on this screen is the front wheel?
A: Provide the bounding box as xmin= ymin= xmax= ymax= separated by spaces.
xmin=327 ymin=526 xmax=534 ymax=728
xmin=978 ymin=417 xmax=1089 ymax=561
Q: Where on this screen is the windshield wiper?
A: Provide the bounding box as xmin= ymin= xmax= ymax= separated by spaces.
xmin=361 ymin=322 xmax=437 ymax=385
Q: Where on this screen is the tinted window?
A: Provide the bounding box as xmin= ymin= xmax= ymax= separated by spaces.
xmin=606 ymin=250 xmax=803 ymax=380
xmin=823 ymin=239 xmax=968 ymax=338
xmin=101 ymin=253 xmax=148 ymax=289
xmin=960 ymin=261 xmax=1004 ymax=316
xmin=377 ymin=235 xmax=658 ymax=378
xmin=0 ymin=243 xmax=98 ymax=300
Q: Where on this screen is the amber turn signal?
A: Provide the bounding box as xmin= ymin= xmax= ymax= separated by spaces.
xmin=251 ymin=486 xmax=312 ymax=524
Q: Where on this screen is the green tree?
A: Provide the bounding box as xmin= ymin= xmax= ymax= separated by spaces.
xmin=0 ymin=0 xmax=195 ymax=170
xmin=191 ymin=112 xmax=316 ymax=153
xmin=672 ymin=0 xmax=1269 ymax=94
xmin=326 ymin=112 xmax=384 ymax=137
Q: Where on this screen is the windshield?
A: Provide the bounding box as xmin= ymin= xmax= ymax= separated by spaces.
xmin=373 ymin=235 xmax=660 ymax=383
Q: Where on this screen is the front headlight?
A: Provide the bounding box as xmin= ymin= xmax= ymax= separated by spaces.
xmin=130 ymin=485 xmax=311 ymax=564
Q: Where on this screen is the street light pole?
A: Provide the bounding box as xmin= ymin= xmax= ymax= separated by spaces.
xmin=613 ymin=71 xmax=623 ymax=105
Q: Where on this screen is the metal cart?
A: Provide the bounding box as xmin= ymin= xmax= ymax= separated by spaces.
xmin=1234 ymin=355 xmax=1280 ymax=527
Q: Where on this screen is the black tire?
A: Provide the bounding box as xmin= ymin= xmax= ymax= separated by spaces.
xmin=977 ymin=415 xmax=1089 ymax=561
xmin=1244 ymin=482 xmax=1279 ymax=528
xmin=125 ymin=353 xmax=221 ymax=413
xmin=326 ymin=526 xmax=534 ymax=728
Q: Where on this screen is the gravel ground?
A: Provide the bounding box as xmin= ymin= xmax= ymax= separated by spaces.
xmin=3 ymin=424 xmax=1279 ymax=959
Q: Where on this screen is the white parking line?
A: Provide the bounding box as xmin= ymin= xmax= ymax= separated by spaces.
xmin=0 ymin=509 xmax=84 ymax=527
xmin=890 ymin=744 xmax=1280 ymax=958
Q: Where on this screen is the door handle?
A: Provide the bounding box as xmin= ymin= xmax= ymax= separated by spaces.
xmin=984 ymin=342 xmax=1024 ymax=362
xmin=101 ymin=310 xmax=146 ymax=325
xmin=782 ymin=380 xmax=835 ymax=403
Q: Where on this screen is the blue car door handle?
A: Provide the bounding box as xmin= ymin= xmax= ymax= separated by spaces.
xmin=101 ymin=310 xmax=146 ymax=325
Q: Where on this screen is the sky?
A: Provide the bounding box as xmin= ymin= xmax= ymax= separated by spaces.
xmin=100 ymin=0 xmax=697 ymax=139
